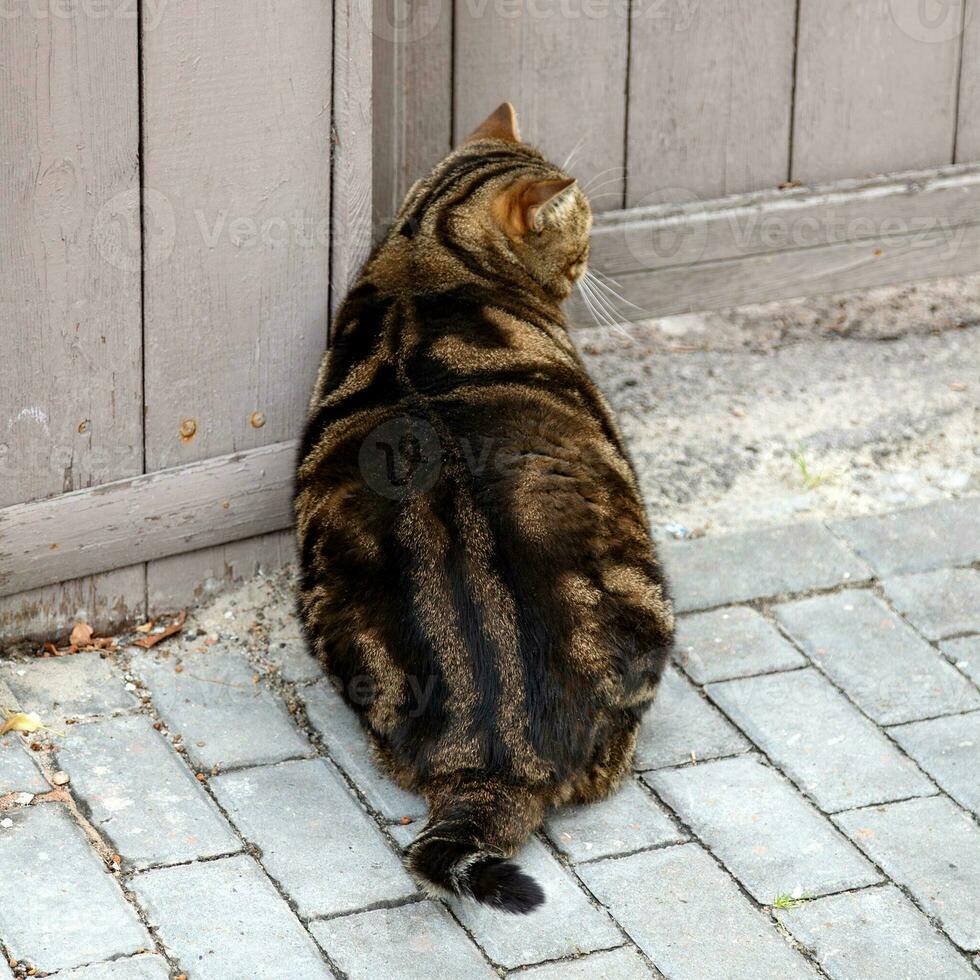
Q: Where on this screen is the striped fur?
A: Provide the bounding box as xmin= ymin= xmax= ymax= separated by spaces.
xmin=295 ymin=104 xmax=673 ymax=913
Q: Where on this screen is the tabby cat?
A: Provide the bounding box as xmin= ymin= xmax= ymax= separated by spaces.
xmin=295 ymin=103 xmax=674 ymax=914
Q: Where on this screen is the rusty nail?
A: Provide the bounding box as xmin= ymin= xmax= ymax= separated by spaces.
xmin=78 ymin=419 xmax=89 ymax=434
xmin=250 ymin=411 xmax=266 ymax=429
xmin=179 ymin=418 xmax=197 ymax=441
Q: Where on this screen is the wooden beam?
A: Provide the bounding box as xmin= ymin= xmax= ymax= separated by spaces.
xmin=575 ymin=163 xmax=980 ymax=324
xmin=589 ymin=163 xmax=980 ymax=275
xmin=0 ymin=442 xmax=296 ymax=598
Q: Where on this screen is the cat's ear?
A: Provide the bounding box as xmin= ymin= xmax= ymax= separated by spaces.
xmin=465 ymin=102 xmax=520 ymax=144
xmin=522 ymin=178 xmax=576 ymax=231
xmin=494 ymin=177 xmax=576 ymax=236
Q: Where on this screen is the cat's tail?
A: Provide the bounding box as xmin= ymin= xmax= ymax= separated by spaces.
xmin=405 ymin=774 xmax=547 ymax=915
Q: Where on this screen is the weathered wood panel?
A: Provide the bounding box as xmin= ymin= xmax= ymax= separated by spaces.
xmin=956 ymin=0 xmax=980 ymax=162
xmin=590 ymin=164 xmax=980 ymax=275
xmin=626 ymin=0 xmax=796 ymax=206
xmin=332 ymin=0 xmax=375 ymax=317
xmin=0 ymin=5 xmax=144 ymax=644
xmin=139 ymin=0 xmax=332 ymax=609
xmin=0 ymin=4 xmax=142 ymax=508
xmin=373 ymin=0 xmax=453 ymax=231
xmin=141 ymin=1 xmax=333 ymax=472
xmin=0 ymin=443 xmax=295 ymax=599
xmin=147 ymin=531 xmax=295 ymax=613
xmin=454 ymin=0 xmax=629 ymax=209
xmin=570 ymin=219 xmax=980 ymax=324
xmin=793 ymin=0 xmax=963 ymax=183
xmin=0 ymin=567 xmax=145 ymax=646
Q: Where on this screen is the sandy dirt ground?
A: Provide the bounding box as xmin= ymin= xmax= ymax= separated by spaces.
xmin=580 ymin=272 xmax=980 ymax=539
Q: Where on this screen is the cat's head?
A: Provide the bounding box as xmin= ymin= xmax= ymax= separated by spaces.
xmin=402 ymin=102 xmax=591 ymax=301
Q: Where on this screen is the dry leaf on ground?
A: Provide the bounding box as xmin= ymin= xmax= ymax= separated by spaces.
xmin=69 ymin=622 xmax=94 ymax=647
xmin=0 ymin=712 xmax=45 ymax=736
xmin=132 ymin=610 xmax=187 ymax=649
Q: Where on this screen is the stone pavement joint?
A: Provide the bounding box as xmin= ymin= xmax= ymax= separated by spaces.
xmin=0 ymin=494 xmax=978 ymax=978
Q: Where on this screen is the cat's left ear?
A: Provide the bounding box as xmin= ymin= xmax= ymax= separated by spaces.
xmin=465 ymin=102 xmax=520 ymax=144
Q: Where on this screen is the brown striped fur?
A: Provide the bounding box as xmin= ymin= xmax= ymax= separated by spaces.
xmin=295 ymin=104 xmax=673 ymax=913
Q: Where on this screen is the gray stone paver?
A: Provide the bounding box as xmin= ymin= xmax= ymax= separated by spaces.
xmin=266 ymin=619 xmax=325 ymax=683
xmin=448 ymin=836 xmax=622 ymax=969
xmin=834 ymin=795 xmax=980 ymax=950
xmin=882 ymin=567 xmax=980 ymax=640
xmin=634 ymin=665 xmax=749 ymax=770
xmin=661 ymin=521 xmax=869 ymax=612
xmin=519 ymin=946 xmax=654 ymax=979
xmin=831 ymin=496 xmax=980 ymax=577
xmin=775 ymin=590 xmax=980 ymax=724
xmin=1 ymin=653 xmax=136 ymax=724
xmin=310 ymin=901 xmax=493 ymax=979
xmin=131 ymin=854 xmax=332 ymax=979
xmin=301 ymin=681 xmax=425 ymax=820
xmin=544 ymin=777 xmax=684 ymax=863
xmin=706 ymin=668 xmax=933 ymax=811
xmin=673 ymin=606 xmax=806 ymax=683
xmin=0 ymin=735 xmax=47 ymax=794
xmin=940 ymin=634 xmax=980 ymax=685
xmin=132 ymin=649 xmax=311 ymax=769
xmin=211 ymin=757 xmax=415 ymax=917
xmin=647 ymin=757 xmax=881 ymax=903
xmin=888 ymin=710 xmax=980 ymax=816
xmin=778 ymin=885 xmax=976 ymax=980
xmin=0 ymin=805 xmax=150 ymax=973
xmin=579 ymin=843 xmax=817 ymax=979
xmin=56 ymin=714 xmax=240 ymax=869
xmin=51 ymin=955 xmax=172 ymax=980
xmin=3 ymin=502 xmax=979 ymax=977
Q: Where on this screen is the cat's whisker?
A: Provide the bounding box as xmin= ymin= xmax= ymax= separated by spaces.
xmin=580 ymin=164 xmax=629 ymax=189
xmin=562 ymin=135 xmax=586 ymax=172
xmin=584 ymin=270 xmax=651 ymax=317
xmin=589 ymin=267 xmax=625 ymax=289
xmin=577 ymin=280 xmax=615 ymax=331
xmin=583 ymin=279 xmax=626 ymax=330
xmin=576 ymin=280 xmax=608 ymax=330
xmin=579 ymin=278 xmax=621 ymax=332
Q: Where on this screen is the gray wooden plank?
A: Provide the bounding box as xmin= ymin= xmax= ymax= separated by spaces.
xmin=626 ymin=0 xmax=796 ymax=206
xmin=0 ymin=3 xmax=142 ymax=509
xmin=332 ymin=0 xmax=374 ymax=317
xmin=570 ymin=218 xmax=980 ymax=324
xmin=956 ymin=0 xmax=980 ymax=162
xmin=0 ymin=442 xmax=295 ymax=598
xmin=453 ymin=0 xmax=629 ymax=210
xmin=140 ymin=1 xmax=332 ymax=473
xmin=793 ymin=0 xmax=963 ymax=183
xmin=0 ymin=566 xmax=145 ymax=645
xmin=373 ymin=0 xmax=453 ymax=232
xmin=147 ymin=530 xmax=295 ymax=614
xmin=590 ymin=163 xmax=980 ymax=275
xmin=0 ymin=7 xmax=145 ymax=645
xmin=139 ymin=2 xmax=331 ymax=611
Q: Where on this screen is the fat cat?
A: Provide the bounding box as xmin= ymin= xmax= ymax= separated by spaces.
xmin=295 ymin=103 xmax=674 ymax=913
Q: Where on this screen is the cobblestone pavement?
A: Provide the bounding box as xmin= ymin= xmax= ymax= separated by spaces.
xmin=1 ymin=497 xmax=979 ymax=978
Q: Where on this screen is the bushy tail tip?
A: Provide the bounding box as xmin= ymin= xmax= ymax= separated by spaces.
xmin=405 ymin=834 xmax=544 ymax=915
